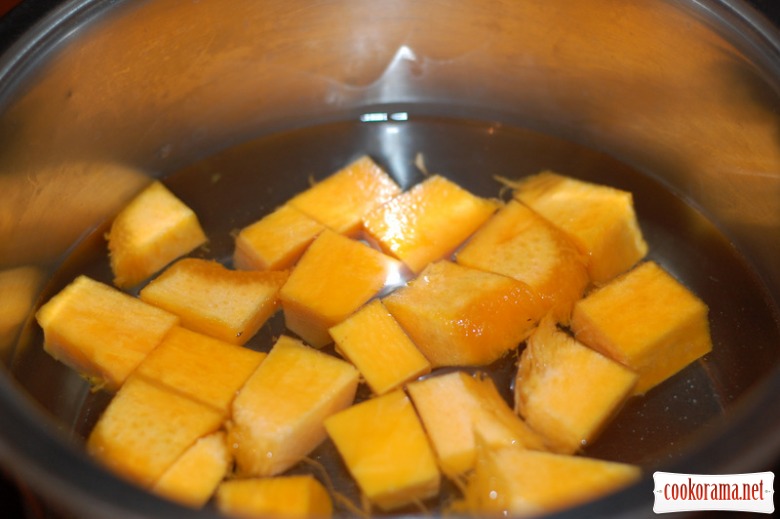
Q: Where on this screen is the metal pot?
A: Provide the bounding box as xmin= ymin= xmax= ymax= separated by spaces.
xmin=0 ymin=0 xmax=778 ymax=517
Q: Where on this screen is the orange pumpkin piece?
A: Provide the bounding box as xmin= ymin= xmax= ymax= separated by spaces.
xmin=87 ymin=376 xmax=224 ymax=487
xmin=216 ymin=475 xmax=333 ymax=519
xmin=571 ymin=261 xmax=712 ymax=395
xmin=279 ymin=229 xmax=403 ymax=348
xmin=133 ymin=326 xmax=266 ymax=415
xmin=513 ymin=172 xmax=648 ymax=284
xmin=383 ymin=260 xmax=545 ymax=367
xmin=456 ymin=200 xmax=589 ymax=324
xmin=139 ymin=258 xmax=288 ymax=346
xmin=363 ymin=174 xmax=499 ymax=274
xmin=107 ymin=181 xmax=207 ymax=288
xmin=515 ymin=316 xmax=638 ymax=454
xmin=407 ymin=371 xmax=546 ymax=477
xmin=233 ymin=204 xmax=325 ymax=271
xmin=329 ymin=299 xmax=431 ymax=395
xmin=324 ymin=389 xmax=440 ymax=511
xmin=456 ymin=446 xmax=641 ymax=516
xmin=287 ymin=155 xmax=401 ymax=236
xmin=229 ymin=335 xmax=359 ymax=477
xmin=35 ymin=275 xmax=179 ymax=392
xmin=151 ymin=431 xmax=231 ymax=508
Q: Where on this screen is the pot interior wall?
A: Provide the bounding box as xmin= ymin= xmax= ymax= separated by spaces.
xmin=0 ymin=0 xmax=779 ymax=517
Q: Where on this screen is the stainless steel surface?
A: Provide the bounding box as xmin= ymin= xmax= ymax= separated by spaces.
xmin=0 ymin=1 xmax=779 ymax=517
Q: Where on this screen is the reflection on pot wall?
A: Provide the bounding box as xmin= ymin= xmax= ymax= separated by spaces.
xmin=0 ymin=266 xmax=43 ymax=362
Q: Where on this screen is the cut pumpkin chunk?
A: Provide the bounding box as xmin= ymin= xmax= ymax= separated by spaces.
xmin=571 ymin=261 xmax=712 ymax=395
xmin=229 ymin=335 xmax=359 ymax=477
xmin=363 ymin=174 xmax=499 ymax=274
xmin=216 ymin=475 xmax=333 ymax=519
xmin=455 ymin=446 xmax=641 ymax=516
xmin=134 ymin=326 xmax=266 ymax=414
xmin=515 ymin=316 xmax=638 ymax=454
xmin=329 ymin=299 xmax=431 ymax=395
xmin=287 ymin=155 xmax=401 ymax=236
xmin=456 ymin=200 xmax=589 ymax=324
xmin=107 ymin=181 xmax=207 ymax=288
xmin=407 ymin=371 xmax=546 ymax=477
xmin=87 ymin=376 xmax=224 ymax=487
xmin=383 ymin=260 xmax=545 ymax=367
xmin=0 ymin=265 xmax=44 ymax=354
xmin=151 ymin=430 xmax=231 ymax=508
xmin=233 ymin=204 xmax=325 ymax=271
xmin=35 ymin=275 xmax=179 ymax=392
xmin=139 ymin=258 xmax=288 ymax=346
xmin=325 ymin=389 xmax=440 ymax=511
xmin=279 ymin=229 xmax=403 ymax=348
xmin=513 ymin=172 xmax=648 ymax=284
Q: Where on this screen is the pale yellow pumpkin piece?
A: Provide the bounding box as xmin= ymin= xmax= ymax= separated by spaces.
xmin=513 ymin=172 xmax=648 ymax=284
xmin=324 ymin=389 xmax=440 ymax=511
xmin=279 ymin=229 xmax=403 ymax=348
xmin=383 ymin=260 xmax=545 ymax=368
xmin=363 ymin=174 xmax=499 ymax=274
xmin=329 ymin=299 xmax=430 ymax=395
xmin=35 ymin=275 xmax=179 ymax=392
xmin=229 ymin=335 xmax=359 ymax=477
xmin=134 ymin=326 xmax=266 ymax=414
xmin=107 ymin=181 xmax=207 ymax=288
xmin=407 ymin=371 xmax=546 ymax=477
xmin=216 ymin=475 xmax=333 ymax=519
xmin=233 ymin=204 xmax=325 ymax=271
xmin=287 ymin=155 xmax=401 ymax=236
xmin=151 ymin=431 xmax=231 ymax=508
xmin=515 ymin=316 xmax=638 ymax=454
xmin=139 ymin=258 xmax=288 ymax=345
xmin=87 ymin=376 xmax=224 ymax=488
xmin=456 ymin=200 xmax=589 ymax=324
xmin=571 ymin=261 xmax=712 ymax=395
xmin=456 ymin=446 xmax=641 ymax=516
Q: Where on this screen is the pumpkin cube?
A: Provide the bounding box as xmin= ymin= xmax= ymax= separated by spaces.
xmin=513 ymin=172 xmax=648 ymax=284
xmin=407 ymin=371 xmax=546 ymax=477
xmin=35 ymin=275 xmax=179 ymax=391
xmin=134 ymin=326 xmax=266 ymax=414
xmin=151 ymin=431 xmax=231 ymax=508
xmin=87 ymin=376 xmax=224 ymax=487
xmin=216 ymin=475 xmax=333 ymax=519
xmin=456 ymin=200 xmax=589 ymax=324
xmin=324 ymin=389 xmax=440 ymax=511
xmin=279 ymin=229 xmax=403 ymax=348
xmin=571 ymin=261 xmax=712 ymax=395
xmin=329 ymin=299 xmax=431 ymax=395
xmin=363 ymin=175 xmax=499 ymax=274
xmin=139 ymin=258 xmax=287 ymax=346
xmin=233 ymin=204 xmax=325 ymax=271
xmin=456 ymin=446 xmax=641 ymax=516
xmin=515 ymin=316 xmax=638 ymax=454
xmin=107 ymin=181 xmax=207 ymax=288
xmin=287 ymin=155 xmax=401 ymax=236
xmin=383 ymin=260 xmax=545 ymax=367
xmin=229 ymin=335 xmax=359 ymax=477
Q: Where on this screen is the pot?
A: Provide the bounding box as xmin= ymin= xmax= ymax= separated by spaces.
xmin=0 ymin=0 xmax=778 ymax=517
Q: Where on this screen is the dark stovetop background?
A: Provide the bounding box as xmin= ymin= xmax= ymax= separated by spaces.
xmin=0 ymin=0 xmax=779 ymax=518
